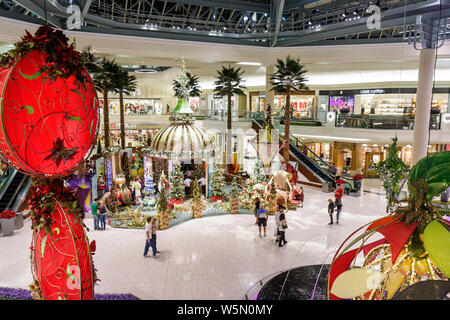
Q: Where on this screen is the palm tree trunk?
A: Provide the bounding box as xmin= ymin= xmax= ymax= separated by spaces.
xmin=103 ymin=89 xmax=110 ymax=149
xmin=119 ymin=90 xmax=126 ymax=150
xmin=284 ymin=88 xmax=291 ymax=163
xmin=227 ymin=93 xmax=232 ymax=168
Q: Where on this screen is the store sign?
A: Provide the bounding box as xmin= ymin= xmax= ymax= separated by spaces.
xmin=360 ymin=89 xmax=385 ymax=94
xmin=113 ymin=123 xmax=137 ymax=129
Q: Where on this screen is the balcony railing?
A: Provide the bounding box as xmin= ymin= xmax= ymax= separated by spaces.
xmin=335 ymin=113 xmax=442 ymax=130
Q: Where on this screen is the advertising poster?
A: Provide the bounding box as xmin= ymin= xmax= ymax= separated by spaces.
xmin=329 ymin=95 xmax=354 ymax=113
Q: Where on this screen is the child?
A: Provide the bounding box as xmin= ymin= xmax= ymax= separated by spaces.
xmin=328 ymin=199 xmax=335 ymax=225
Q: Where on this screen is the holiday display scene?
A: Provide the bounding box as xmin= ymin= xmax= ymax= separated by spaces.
xmin=0 ymin=1 xmax=448 ymax=306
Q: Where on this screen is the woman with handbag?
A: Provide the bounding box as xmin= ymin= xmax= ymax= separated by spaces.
xmin=278 ymin=213 xmax=288 ymax=247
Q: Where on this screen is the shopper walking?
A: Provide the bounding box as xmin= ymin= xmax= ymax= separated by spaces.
xmin=143 ymin=217 xmax=153 ymax=257
xmin=184 ymin=176 xmax=192 ymax=196
xmin=198 ymin=176 xmax=206 ymax=195
xmin=91 ymin=198 xmax=100 ymax=230
xmin=254 ymin=197 xmax=261 ymax=225
xmin=98 ymin=201 xmax=109 ymax=231
xmin=256 ymin=206 xmax=268 ymax=237
xmin=151 ymin=217 xmax=160 ymax=254
xmin=278 ymin=213 xmax=288 ymax=247
xmin=335 ymin=183 xmax=343 ymax=224
xmin=274 ymin=206 xmax=285 ymax=243
xmin=328 ymin=199 xmax=335 ymax=225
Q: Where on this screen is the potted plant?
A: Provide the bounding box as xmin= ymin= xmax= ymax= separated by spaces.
xmin=0 ymin=210 xmax=17 ymax=236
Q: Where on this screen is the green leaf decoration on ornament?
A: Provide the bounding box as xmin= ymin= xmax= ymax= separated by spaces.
xmin=89 ymin=119 xmax=94 ymax=137
xmin=330 ymin=268 xmax=386 ymax=299
xmin=70 ymin=88 xmax=85 ymax=103
xmin=41 ymin=233 xmax=47 ymax=258
xmin=409 ymin=152 xmax=450 ymax=199
xmin=20 ymin=105 xmax=34 ymax=115
xmin=423 ymin=220 xmax=450 ymax=278
xmin=52 ymin=227 xmax=60 ymax=235
xmin=19 ymin=69 xmax=41 ymax=80
xmin=69 ymin=116 xmax=82 ymax=122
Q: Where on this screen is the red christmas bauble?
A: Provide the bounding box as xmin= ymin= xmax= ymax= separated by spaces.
xmin=32 ymin=200 xmax=94 ymax=300
xmin=0 ymin=50 xmax=99 ymax=177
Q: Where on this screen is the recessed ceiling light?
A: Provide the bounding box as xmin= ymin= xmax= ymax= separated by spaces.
xmin=237 ymin=62 xmax=261 ymax=66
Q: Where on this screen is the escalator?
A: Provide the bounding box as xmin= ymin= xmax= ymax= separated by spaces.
xmin=0 ymin=167 xmax=30 ymax=213
xmin=252 ymin=119 xmax=353 ymax=190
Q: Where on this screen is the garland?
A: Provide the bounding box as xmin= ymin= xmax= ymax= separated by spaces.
xmin=0 ymin=25 xmax=92 ymax=86
xmin=27 ymin=178 xmax=85 ymax=234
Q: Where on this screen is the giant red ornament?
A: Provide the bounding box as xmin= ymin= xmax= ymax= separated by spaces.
xmin=0 ymin=50 xmax=98 ymax=177
xmin=31 ymin=200 xmax=94 ymax=300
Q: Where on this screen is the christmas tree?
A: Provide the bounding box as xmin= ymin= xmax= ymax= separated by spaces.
xmin=191 ymin=180 xmax=203 ymax=218
xmin=253 ymin=160 xmax=266 ymax=183
xmin=211 ymin=164 xmax=225 ymax=200
xmin=121 ymin=152 xmax=131 ymax=186
xmin=240 ymin=177 xmax=255 ymax=210
xmin=265 ymin=178 xmax=278 ymax=215
xmin=157 ymin=187 xmax=170 ymax=230
xmin=97 ymin=139 xmax=102 ymax=154
xmin=169 ymin=162 xmax=185 ymax=201
xmin=230 ymin=177 xmax=240 ymax=214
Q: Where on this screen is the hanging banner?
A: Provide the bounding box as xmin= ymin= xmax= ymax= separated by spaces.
xmin=105 ymin=156 xmax=113 ymax=192
xmin=144 ymin=155 xmax=155 ymax=193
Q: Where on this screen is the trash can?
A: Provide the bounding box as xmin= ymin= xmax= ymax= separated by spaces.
xmin=322 ymin=182 xmax=330 ymax=193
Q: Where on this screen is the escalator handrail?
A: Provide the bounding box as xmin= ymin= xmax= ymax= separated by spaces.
xmin=0 ymin=168 xmax=18 ymax=200
xmin=6 ymin=173 xmax=27 ymax=211
xmin=273 ymin=119 xmax=333 ymax=171
xmin=253 ymin=119 xmax=333 ymax=183
xmin=11 ymin=176 xmax=31 ymax=212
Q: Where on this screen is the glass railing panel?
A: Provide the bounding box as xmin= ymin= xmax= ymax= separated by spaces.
xmin=335 ymin=113 xmax=442 ymax=130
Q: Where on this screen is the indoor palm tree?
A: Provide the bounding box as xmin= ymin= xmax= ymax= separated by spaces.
xmin=172 ymin=71 xmax=201 ymax=99
xmin=270 ymin=56 xmax=308 ymax=163
xmin=93 ymin=58 xmax=120 ymax=149
xmin=114 ymin=68 xmax=138 ymax=149
xmin=214 ymin=65 xmax=246 ymax=166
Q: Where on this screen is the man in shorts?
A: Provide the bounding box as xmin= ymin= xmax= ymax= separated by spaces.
xmin=256 ymin=207 xmax=269 ymax=237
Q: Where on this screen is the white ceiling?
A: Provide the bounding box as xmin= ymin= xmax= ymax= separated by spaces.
xmin=3 ymin=16 xmax=450 ymax=89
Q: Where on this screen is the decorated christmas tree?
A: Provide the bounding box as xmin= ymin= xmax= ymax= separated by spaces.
xmin=191 ymin=180 xmax=204 ymax=218
xmin=97 ymin=139 xmax=102 ymax=154
xmin=371 ymin=137 xmax=410 ymax=213
xmin=240 ymin=177 xmax=255 ymax=210
xmin=253 ymin=160 xmax=266 ymax=183
xmin=230 ymin=177 xmax=240 ymax=214
xmin=157 ymin=187 xmax=170 ymax=230
xmin=169 ymin=162 xmax=185 ymax=202
xmin=211 ymin=164 xmax=226 ymax=201
xmin=121 ymin=152 xmax=131 ymax=186
xmin=265 ymin=178 xmax=278 ymax=215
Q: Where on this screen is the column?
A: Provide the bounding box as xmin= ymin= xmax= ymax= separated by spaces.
xmin=412 ymin=48 xmax=437 ymax=166
xmin=265 ymin=65 xmax=275 ymax=121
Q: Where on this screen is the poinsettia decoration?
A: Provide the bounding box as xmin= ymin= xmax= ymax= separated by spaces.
xmin=0 ymin=25 xmax=94 ymax=86
xmin=44 ymin=138 xmax=78 ymax=167
xmin=0 ymin=210 xmax=16 ymax=219
xmin=28 ymin=178 xmax=85 ymax=233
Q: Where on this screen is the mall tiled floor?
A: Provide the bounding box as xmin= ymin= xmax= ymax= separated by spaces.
xmin=0 ymin=185 xmax=387 ymax=300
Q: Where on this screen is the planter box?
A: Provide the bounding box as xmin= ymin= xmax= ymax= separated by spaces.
xmin=0 ymin=218 xmax=15 ymax=236
xmin=14 ymin=213 xmax=24 ymax=230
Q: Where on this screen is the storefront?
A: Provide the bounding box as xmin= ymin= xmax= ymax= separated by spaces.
xmin=305 ymin=142 xmax=332 ymax=163
xmin=249 ymin=91 xmax=266 ymax=113
xmin=100 ymin=98 xmax=164 ymax=115
xmin=320 ymin=88 xmax=450 ymax=115
xmin=273 ymin=90 xmax=316 ymax=119
xmin=207 ymin=94 xmax=238 ymax=120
